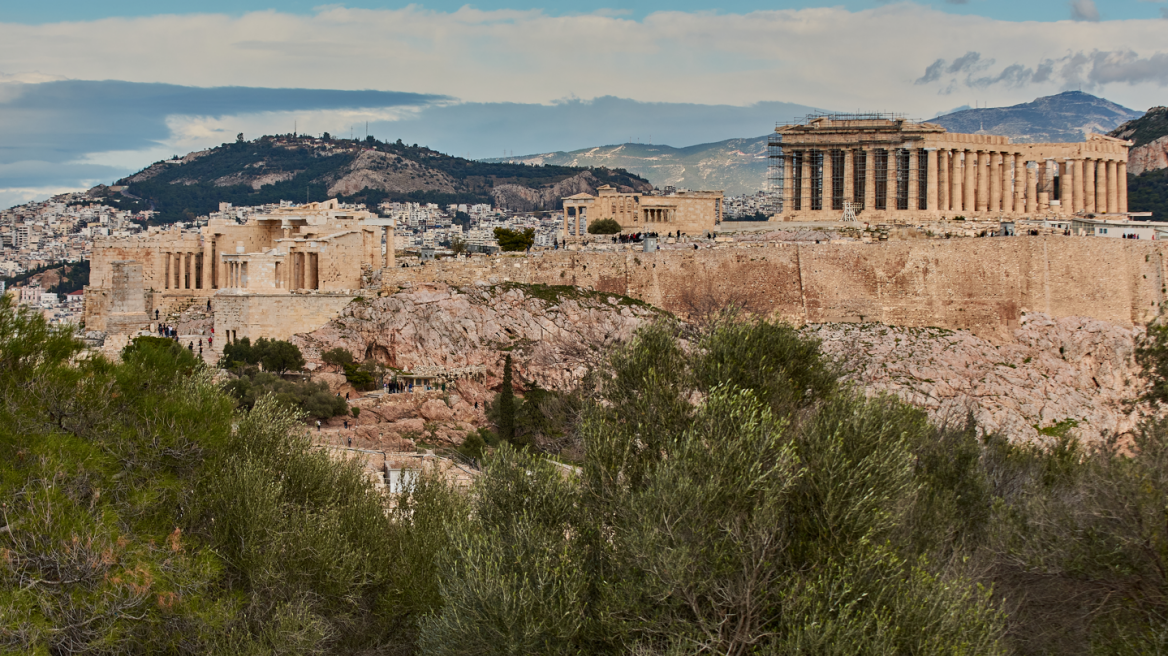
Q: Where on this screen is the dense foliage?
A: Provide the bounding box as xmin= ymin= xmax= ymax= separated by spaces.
xmin=493 ymin=227 xmax=535 ymax=251
xmin=586 ymin=218 xmax=622 ymax=234
xmin=47 ymin=260 xmax=91 ymax=296
xmin=8 ymin=296 xmax=1168 ymax=654
xmin=119 ymin=136 xmax=649 ymax=223
xmin=220 ymin=336 xmax=306 ymax=375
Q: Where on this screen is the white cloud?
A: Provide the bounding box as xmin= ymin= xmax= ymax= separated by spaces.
xmin=1070 ymin=0 xmax=1101 ymax=21
xmin=0 ymin=3 xmax=1165 ymax=118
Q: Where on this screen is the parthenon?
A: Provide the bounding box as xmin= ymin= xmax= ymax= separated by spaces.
xmin=770 ymin=114 xmax=1132 ymax=221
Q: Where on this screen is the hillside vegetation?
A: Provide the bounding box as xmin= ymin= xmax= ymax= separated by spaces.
xmin=118 ymin=135 xmax=649 ymax=223
xmin=7 ymin=298 xmax=1168 ymax=653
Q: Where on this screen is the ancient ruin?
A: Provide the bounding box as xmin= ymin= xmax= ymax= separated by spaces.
xmin=769 ymin=114 xmax=1132 ymax=221
xmin=561 ymin=184 xmax=724 ymax=238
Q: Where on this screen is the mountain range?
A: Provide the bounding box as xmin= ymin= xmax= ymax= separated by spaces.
xmin=489 ymin=92 xmax=1146 ymax=196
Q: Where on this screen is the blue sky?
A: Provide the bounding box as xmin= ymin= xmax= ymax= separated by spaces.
xmin=1 ymin=0 xmax=1166 ymax=208
xmin=5 ymin=0 xmax=1168 ymax=23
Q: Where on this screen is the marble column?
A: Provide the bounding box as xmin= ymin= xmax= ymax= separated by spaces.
xmin=1119 ymin=161 xmax=1128 ymax=213
xmin=1096 ymin=160 xmax=1108 ymax=214
xmin=782 ymin=154 xmax=794 ymax=214
xmin=976 ymin=151 xmax=989 ymax=212
xmin=989 ymin=153 xmax=1001 ymax=213
xmin=1084 ymin=159 xmax=1096 ymax=213
xmin=1072 ymin=160 xmax=1085 ymax=213
xmin=843 ymin=150 xmax=854 ymax=207
xmin=863 ymin=149 xmax=875 ymax=212
xmin=823 ymin=150 xmax=834 ymax=212
xmin=938 ymin=150 xmax=949 ymax=212
xmin=801 ymin=151 xmax=812 ymax=212
xmin=1026 ymin=163 xmax=1037 ymax=215
xmin=926 ymin=149 xmax=938 ymax=212
xmin=952 ymin=151 xmax=963 ymax=212
xmin=1000 ymin=153 xmax=1012 ymax=213
xmin=963 ymin=150 xmax=976 ymax=212
xmin=1107 ymin=160 xmax=1118 ymax=215
xmin=908 ymin=149 xmax=919 ymax=212
xmin=203 ymin=240 xmax=213 ymax=290
xmin=1063 ymin=160 xmax=1075 ymax=214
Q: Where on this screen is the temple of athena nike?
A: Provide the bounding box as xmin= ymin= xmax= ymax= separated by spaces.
xmin=769 ymin=114 xmax=1132 ymax=221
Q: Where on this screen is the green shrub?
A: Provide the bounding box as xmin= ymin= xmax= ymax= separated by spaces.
xmin=587 ymin=218 xmax=622 ymax=234
xmin=322 ymin=347 xmax=355 ymax=367
xmin=494 ymin=227 xmax=535 ymax=251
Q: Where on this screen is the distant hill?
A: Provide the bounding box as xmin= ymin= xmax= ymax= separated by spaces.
xmin=929 ymin=91 xmax=1142 ymax=143
xmin=484 ymin=136 xmax=772 ymax=197
xmin=112 ymin=135 xmax=651 ymax=222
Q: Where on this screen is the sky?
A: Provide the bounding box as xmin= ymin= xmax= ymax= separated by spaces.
xmin=2 ymin=0 xmax=1167 ymax=208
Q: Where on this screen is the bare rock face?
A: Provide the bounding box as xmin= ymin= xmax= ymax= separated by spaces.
xmin=297 ymin=282 xmax=661 ymax=448
xmin=326 ymin=150 xmax=458 ymax=196
xmin=490 ymin=171 xmax=648 ymax=212
xmin=806 ymin=314 xmax=1158 ymax=446
xmin=294 ymin=282 xmax=660 ymax=391
xmin=1128 ymin=135 xmax=1168 ymax=176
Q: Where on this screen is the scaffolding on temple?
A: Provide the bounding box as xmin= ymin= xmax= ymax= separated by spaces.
xmin=767 ymin=132 xmax=784 ymax=215
xmin=842 ymin=201 xmax=861 ymax=222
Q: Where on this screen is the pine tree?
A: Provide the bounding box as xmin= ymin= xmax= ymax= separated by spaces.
xmin=498 ymin=354 xmax=515 ymax=442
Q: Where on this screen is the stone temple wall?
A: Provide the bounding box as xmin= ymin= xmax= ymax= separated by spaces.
xmin=212 ymin=292 xmax=358 ymax=359
xmin=384 ymin=238 xmax=1168 ymax=342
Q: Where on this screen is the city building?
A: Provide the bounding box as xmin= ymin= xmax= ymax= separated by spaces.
xmin=769 ymin=114 xmax=1132 ymax=222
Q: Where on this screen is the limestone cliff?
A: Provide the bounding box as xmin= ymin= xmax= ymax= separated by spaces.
xmin=294 ymin=282 xmax=660 ymax=390
xmin=292 ymin=282 xmax=660 ymax=451
xmin=806 ymin=314 xmax=1157 ymax=446
xmin=1127 ymin=135 xmax=1168 ymax=177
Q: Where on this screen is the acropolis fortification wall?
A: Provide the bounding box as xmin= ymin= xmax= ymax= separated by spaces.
xmin=385 ymin=238 xmax=1167 ymax=341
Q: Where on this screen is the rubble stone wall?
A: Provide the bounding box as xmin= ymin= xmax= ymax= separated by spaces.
xmin=212 ymin=292 xmax=357 ymax=358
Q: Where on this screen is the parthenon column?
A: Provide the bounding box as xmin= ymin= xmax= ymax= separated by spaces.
xmin=975 ymin=151 xmax=988 ymax=212
xmin=1084 ymin=159 xmax=1096 ymax=212
xmin=1010 ymin=154 xmax=1021 ymax=213
xmin=938 ymin=150 xmax=949 ymax=212
xmin=863 ymin=149 xmax=875 ymax=211
xmin=1026 ymin=163 xmax=1037 ymax=215
xmin=961 ymin=150 xmax=973 ymax=212
xmin=989 ymin=153 xmax=1001 ymax=213
xmin=175 ymin=253 xmax=183 ymax=290
xmin=782 ymin=154 xmax=794 ymax=214
xmin=926 ymin=149 xmax=938 ymax=212
xmin=1106 ymin=160 xmax=1118 ymax=215
xmin=951 ymin=151 xmax=963 ymax=212
xmin=823 ymin=150 xmax=834 ymax=212
xmin=1072 ymin=160 xmax=1084 ymax=213
xmin=1096 ymin=160 xmax=1108 ymax=214
xmin=1119 ymin=161 xmax=1128 ymax=213
xmin=908 ymin=149 xmax=919 ymax=212
xmin=801 ymin=152 xmax=812 ymax=212
xmin=1000 ymin=153 xmax=1012 ymax=213
xmin=843 ymin=150 xmax=854 ymax=207
xmin=1061 ymin=160 xmax=1074 ymax=216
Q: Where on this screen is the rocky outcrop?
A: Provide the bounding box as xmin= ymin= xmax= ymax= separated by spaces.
xmin=326 ymin=150 xmax=458 ymax=197
xmin=295 ymin=282 xmax=660 ymax=390
xmin=1128 ymin=135 xmax=1168 ymax=176
xmin=294 ymin=282 xmax=661 ymax=447
xmin=490 ymin=171 xmax=647 ymax=212
xmin=806 ymin=314 xmax=1157 ymax=446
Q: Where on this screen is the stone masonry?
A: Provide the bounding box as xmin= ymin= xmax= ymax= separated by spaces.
xmin=773 ymin=115 xmax=1132 ymax=222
